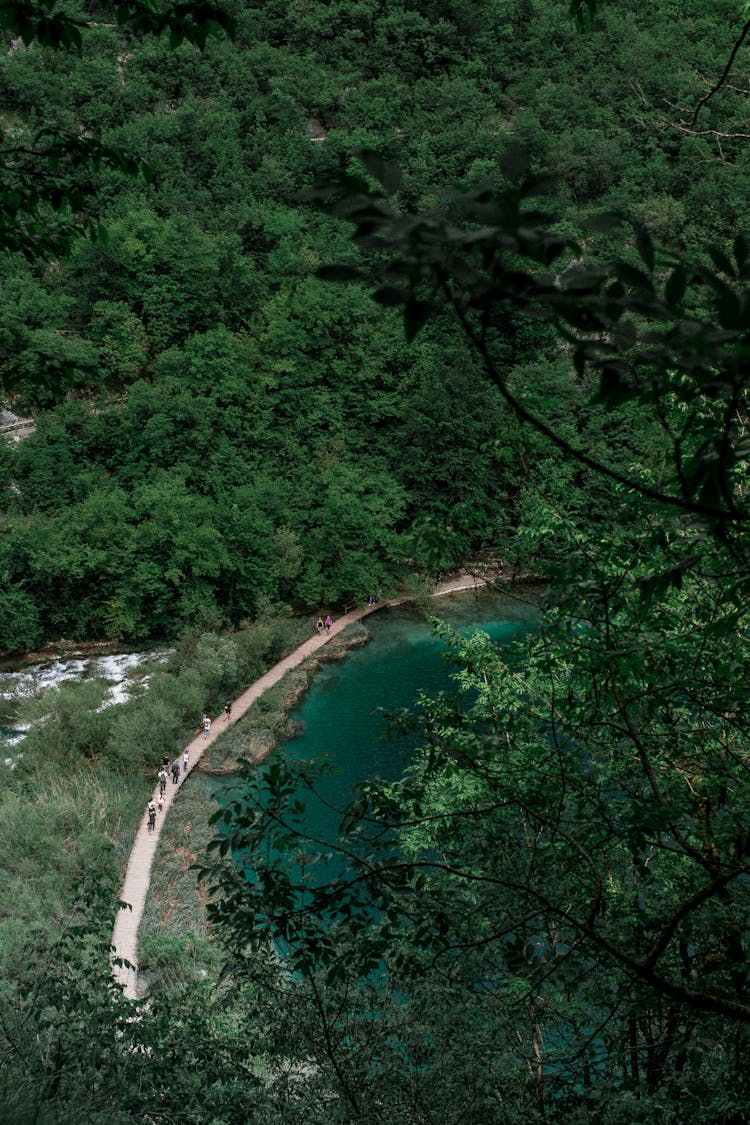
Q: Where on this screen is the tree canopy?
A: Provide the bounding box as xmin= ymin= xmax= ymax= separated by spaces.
xmin=3 ymin=0 xmax=750 ymax=652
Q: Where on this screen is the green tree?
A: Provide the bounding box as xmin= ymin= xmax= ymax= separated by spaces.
xmin=0 ymin=872 xmax=272 ymax=1124
xmin=0 ymin=584 xmax=42 ymax=652
xmin=0 ymin=0 xmax=232 ymax=302
xmin=205 ymin=516 xmax=750 ymax=1117
xmin=89 ymin=299 xmax=148 ymax=386
xmin=295 ymin=456 xmax=406 ymax=605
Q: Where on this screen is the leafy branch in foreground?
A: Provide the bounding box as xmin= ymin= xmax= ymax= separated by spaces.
xmin=205 ymin=574 xmax=750 ymax=1021
xmin=0 ymin=0 xmax=233 ymax=51
xmin=202 ymin=553 xmax=750 ymax=1116
xmin=311 ymin=148 xmax=750 ymax=549
xmin=0 ymin=132 xmax=155 ymax=270
xmin=0 ymin=0 xmax=233 ymax=277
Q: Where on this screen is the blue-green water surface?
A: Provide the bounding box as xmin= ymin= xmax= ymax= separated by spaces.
xmin=279 ymin=588 xmax=540 ymax=843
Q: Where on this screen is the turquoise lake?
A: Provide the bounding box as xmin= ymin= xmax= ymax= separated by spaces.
xmin=274 ymin=587 xmax=541 ymax=845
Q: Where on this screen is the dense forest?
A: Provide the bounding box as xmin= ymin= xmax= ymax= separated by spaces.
xmin=2 ymin=0 xmax=748 ymax=654
xmin=3 ymin=0 xmax=750 ymax=1121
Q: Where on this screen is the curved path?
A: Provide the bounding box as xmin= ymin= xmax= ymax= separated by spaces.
xmin=111 ymin=576 xmax=486 ymax=998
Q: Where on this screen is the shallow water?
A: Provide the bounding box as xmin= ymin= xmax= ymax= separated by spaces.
xmin=0 ymin=648 xmax=172 ymax=754
xmin=0 ymin=650 xmax=169 ymax=701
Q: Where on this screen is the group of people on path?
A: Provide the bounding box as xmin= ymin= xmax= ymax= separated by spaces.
xmin=314 ymin=596 xmax=378 ymax=635
xmin=148 ymin=749 xmax=191 ymax=832
xmin=145 ymin=703 xmax=233 ymax=832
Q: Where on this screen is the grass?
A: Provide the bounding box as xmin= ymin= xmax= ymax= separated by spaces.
xmin=0 ymin=612 xmax=334 ymax=986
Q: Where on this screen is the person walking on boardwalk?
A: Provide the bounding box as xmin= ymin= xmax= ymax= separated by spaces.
xmin=203 ymin=714 xmax=211 ymax=739
xmin=183 ymin=749 xmax=189 ymax=774
xmin=147 ymin=800 xmax=156 ymax=832
xmin=171 ymin=757 xmax=180 ymax=784
xmin=158 ymin=767 xmax=167 ymax=794
xmin=224 ymin=699 xmax=232 ymax=721
xmin=157 ymin=791 xmax=165 ymax=815
xmin=316 ymin=616 xmax=323 ymax=635
xmin=325 ymin=614 xmax=332 ymax=634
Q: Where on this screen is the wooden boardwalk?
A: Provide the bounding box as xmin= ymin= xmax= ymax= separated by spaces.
xmin=111 ymin=577 xmax=486 ymax=998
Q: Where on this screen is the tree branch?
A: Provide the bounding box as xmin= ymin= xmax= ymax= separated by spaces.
xmin=689 ymin=18 xmax=750 ymax=127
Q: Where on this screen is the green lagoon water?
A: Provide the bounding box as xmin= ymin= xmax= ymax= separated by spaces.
xmin=278 ymin=588 xmax=540 ymax=845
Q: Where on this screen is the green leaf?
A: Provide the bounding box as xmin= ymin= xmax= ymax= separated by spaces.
xmin=316 ymin=265 xmax=363 ymax=283
xmin=702 ymin=610 xmax=744 ymax=637
xmin=570 ymin=0 xmax=598 ymax=31
xmin=708 ymin=246 xmax=735 ymax=277
xmin=664 ymin=265 xmax=687 ymax=307
xmin=614 ymin=260 xmax=655 ymax=292
xmin=612 ymin=318 xmax=637 ymax=351
xmin=582 ymin=210 xmax=623 ymax=234
xmin=499 ymin=142 xmax=531 ymax=182
xmin=718 ymin=287 xmax=742 ymax=329
xmin=356 ymin=150 xmax=402 ymax=195
xmin=633 ymin=224 xmax=655 ymax=273
xmin=372 ymin=286 xmax=409 ymax=307
xmin=403 ymin=300 xmax=432 ymax=342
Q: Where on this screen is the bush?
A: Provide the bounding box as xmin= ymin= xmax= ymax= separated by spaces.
xmin=193 ymin=632 xmax=242 ymax=703
xmin=0 ymin=587 xmax=43 ymax=654
xmin=16 ymin=680 xmax=114 ymax=770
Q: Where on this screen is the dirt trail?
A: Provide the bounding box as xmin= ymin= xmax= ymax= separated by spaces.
xmin=111 ymin=575 xmax=487 ymax=998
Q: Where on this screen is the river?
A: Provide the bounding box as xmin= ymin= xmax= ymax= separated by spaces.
xmin=0 ymin=649 xmax=172 ymax=762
